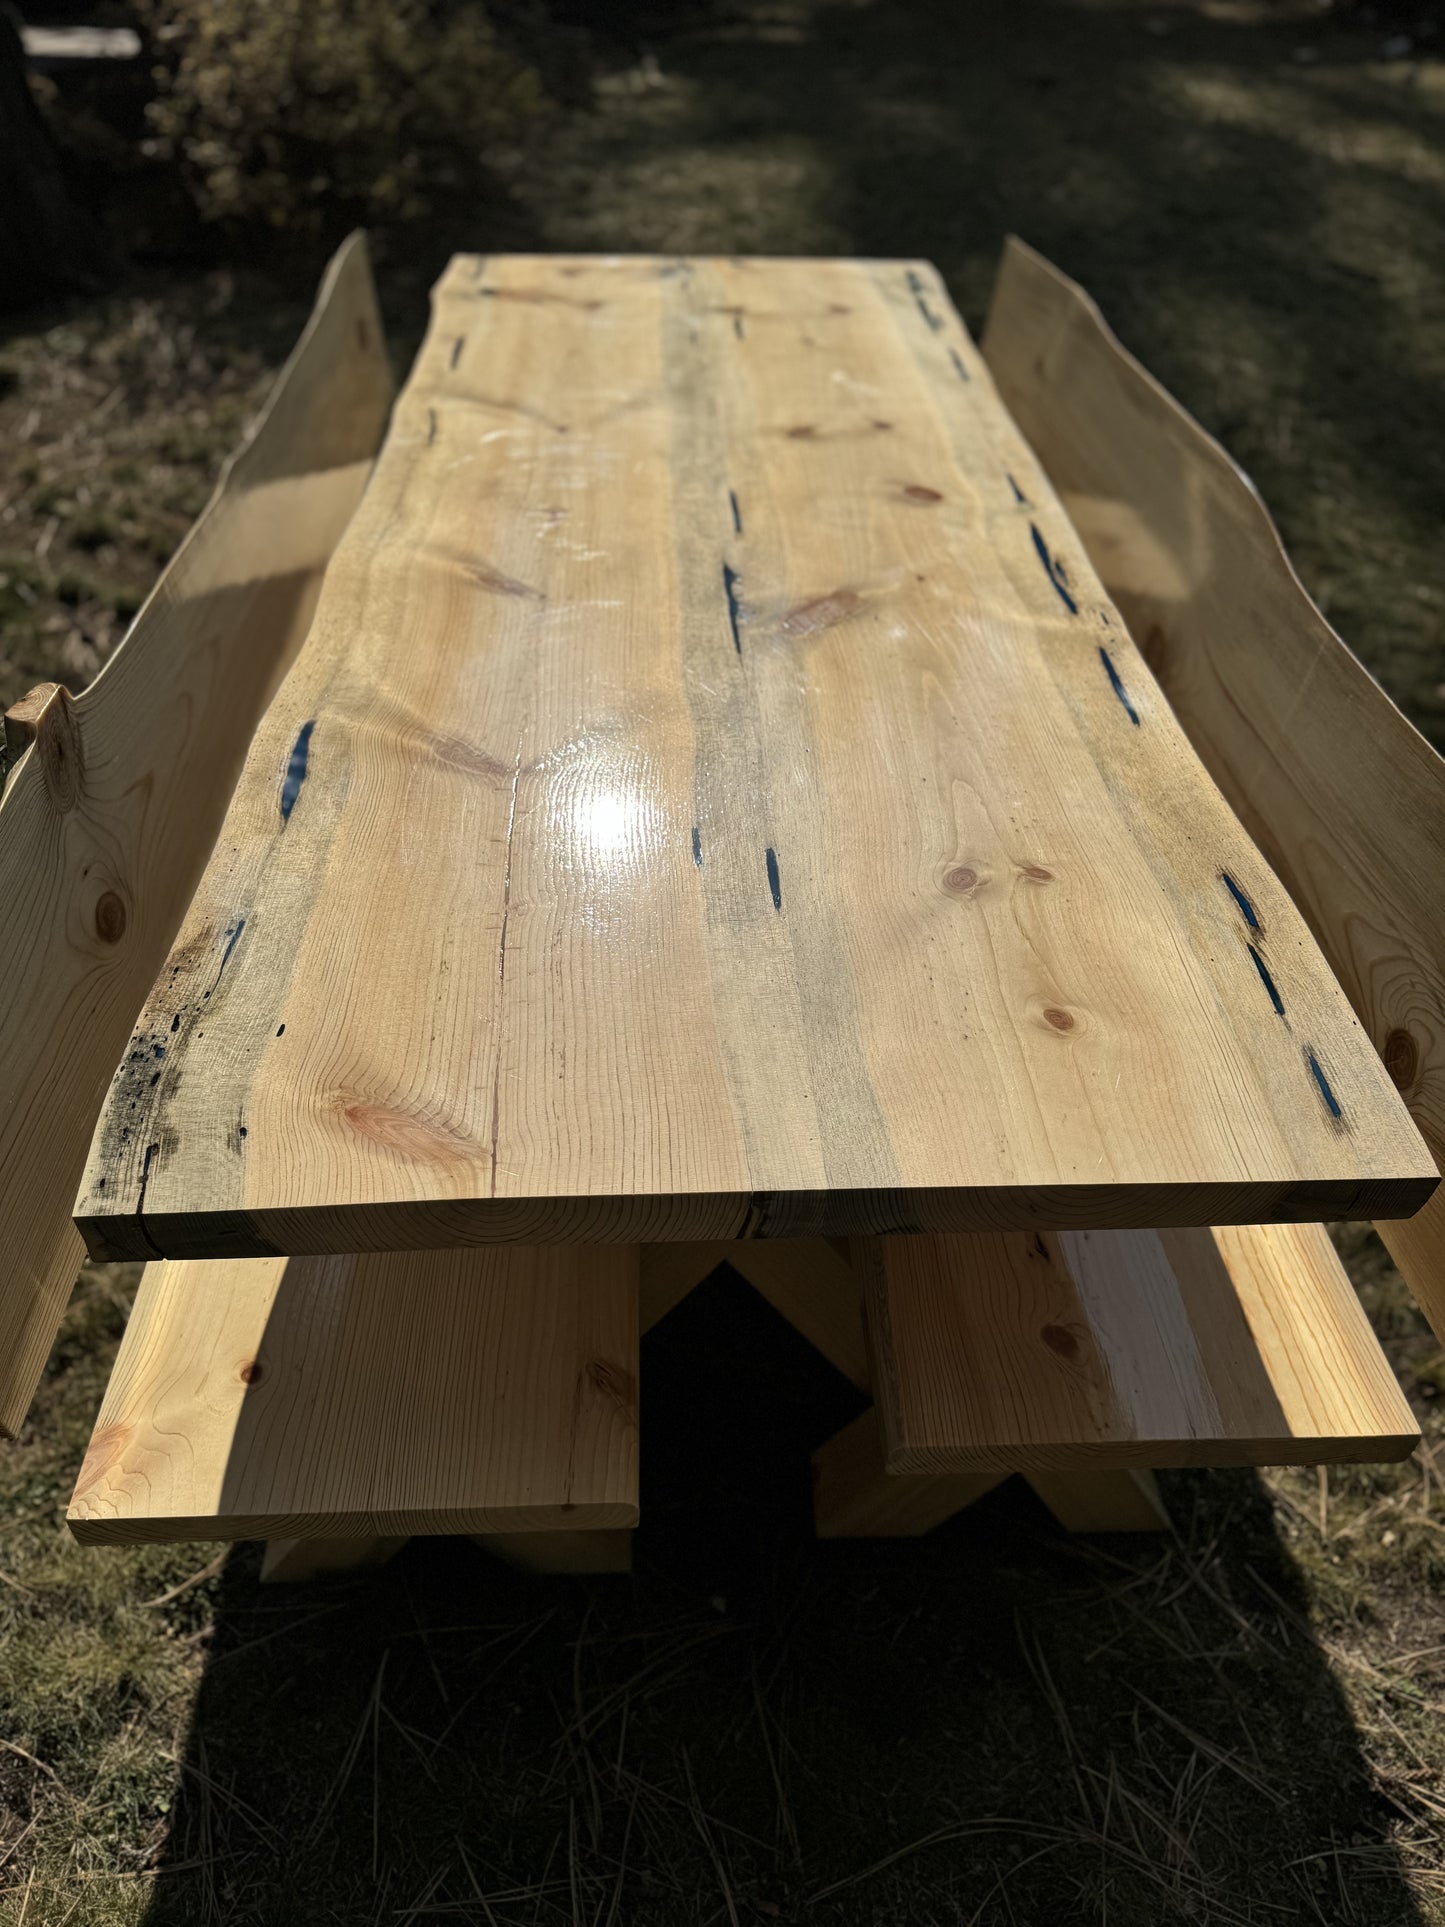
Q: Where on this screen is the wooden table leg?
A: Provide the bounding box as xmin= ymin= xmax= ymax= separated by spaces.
xmin=260 ymin=1536 xmax=409 ymax=1584
xmin=474 ymin=1529 xmax=633 ymax=1574
xmin=1026 ymin=1469 xmax=1169 ymax=1533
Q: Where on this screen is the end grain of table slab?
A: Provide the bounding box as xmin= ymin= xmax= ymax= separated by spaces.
xmin=75 ymin=256 xmax=1437 ymax=1259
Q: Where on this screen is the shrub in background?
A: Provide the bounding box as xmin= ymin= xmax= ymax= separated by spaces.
xmin=137 ymin=0 xmax=549 ymax=233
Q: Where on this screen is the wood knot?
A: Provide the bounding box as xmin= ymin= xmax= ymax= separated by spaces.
xmin=1043 ymin=1006 xmax=1076 ymax=1032
xmin=1021 ymin=864 xmax=1054 ymax=882
xmin=587 ymin=1358 xmax=637 ymax=1412
xmin=786 ymin=424 xmax=817 ymax=439
xmin=94 ymin=890 xmax=127 ymax=944
xmin=239 ymin=1360 xmax=264 ymax=1385
xmin=902 ymin=484 xmax=943 ymax=504
xmin=1040 ymin=1322 xmax=1081 ymax=1360
xmin=1383 ymin=1026 xmax=1419 ymax=1093
xmin=943 ymin=865 xmax=979 ymax=896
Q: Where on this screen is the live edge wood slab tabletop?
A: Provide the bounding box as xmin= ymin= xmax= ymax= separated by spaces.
xmin=75 ymin=255 xmax=1437 ymax=1262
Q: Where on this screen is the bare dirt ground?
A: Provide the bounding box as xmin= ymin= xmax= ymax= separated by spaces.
xmin=4 ymin=3 xmax=1445 ymax=1922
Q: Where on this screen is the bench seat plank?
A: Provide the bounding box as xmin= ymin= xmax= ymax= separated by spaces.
xmin=67 ymin=1246 xmax=638 ymax=1545
xmin=859 ymin=1222 xmax=1418 ymax=1476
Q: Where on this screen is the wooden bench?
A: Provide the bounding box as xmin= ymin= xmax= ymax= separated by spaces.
xmin=813 ymin=1225 xmax=1416 ymax=1536
xmin=66 ymin=1247 xmax=638 ymax=1580
xmin=0 ymin=235 xmax=635 ymax=1579
xmin=810 ymin=237 xmax=1438 ymax=1536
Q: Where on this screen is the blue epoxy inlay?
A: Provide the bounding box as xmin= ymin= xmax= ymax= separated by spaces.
xmin=1007 ymin=472 xmax=1028 ymax=505
xmin=723 ymin=562 xmax=743 ymax=653
xmin=1248 ymin=943 xmax=1285 ymax=1016
xmin=905 ymin=268 xmax=944 ymax=334
xmin=949 ymin=347 xmax=971 ymax=382
xmin=1307 ymin=1049 xmax=1343 ymax=1119
xmin=729 ymin=490 xmax=743 ymax=535
xmin=766 ymin=846 xmax=782 ymax=910
xmin=1098 ymin=648 xmax=1140 ymax=725
xmin=137 ymin=1140 xmax=159 ymax=1212
xmin=692 ymin=825 xmax=703 ymax=868
xmin=1030 ymin=523 xmax=1079 ymax=615
xmin=280 ymin=719 xmax=316 ymax=825
xmin=217 ymin=919 xmax=245 ymax=976
xmin=1222 ymin=872 xmax=1260 ymax=929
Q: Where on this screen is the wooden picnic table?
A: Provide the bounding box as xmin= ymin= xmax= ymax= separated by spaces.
xmin=73 ymin=254 xmax=1435 ymax=1266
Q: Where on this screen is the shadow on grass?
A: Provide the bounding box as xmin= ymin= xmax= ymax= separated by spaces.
xmin=536 ymin=0 xmax=1445 ymax=750
xmin=138 ymin=1267 xmax=1422 ymax=1926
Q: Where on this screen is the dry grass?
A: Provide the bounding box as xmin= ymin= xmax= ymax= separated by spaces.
xmin=4 ymin=1 xmax=1445 ymax=1920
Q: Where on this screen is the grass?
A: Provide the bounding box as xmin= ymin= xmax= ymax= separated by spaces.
xmin=4 ymin=0 xmax=1445 ymax=1919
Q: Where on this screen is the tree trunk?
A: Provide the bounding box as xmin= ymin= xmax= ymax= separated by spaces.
xmin=0 ymin=6 xmax=108 ymax=311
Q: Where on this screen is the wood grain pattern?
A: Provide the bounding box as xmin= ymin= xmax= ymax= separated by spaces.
xmin=67 ymin=1244 xmax=639 ymax=1544
xmin=0 ymin=232 xmax=392 ymax=1438
xmin=75 ymin=253 xmax=1434 ymax=1262
xmin=982 ymin=235 xmax=1445 ymax=1332
xmin=859 ymin=1222 xmax=1418 ymax=1474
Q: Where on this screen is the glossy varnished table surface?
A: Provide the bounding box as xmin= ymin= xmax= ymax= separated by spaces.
xmin=75 ymin=255 xmax=1436 ymax=1260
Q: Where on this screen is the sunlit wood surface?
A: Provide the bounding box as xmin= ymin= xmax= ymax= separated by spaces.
xmin=0 ymin=233 xmax=391 ymax=1435
xmin=76 ymin=254 xmax=1435 ymax=1260
xmin=982 ymin=235 xmax=1445 ymax=1337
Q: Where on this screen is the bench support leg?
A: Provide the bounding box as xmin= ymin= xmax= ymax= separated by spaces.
xmin=813 ymin=1410 xmax=1006 ymax=1537
xmin=474 ymin=1528 xmax=633 ymax=1574
xmin=1025 ymin=1468 xmax=1170 ymax=1533
xmin=641 ymin=1238 xmax=870 ymax=1389
xmin=260 ymin=1535 xmax=409 ymax=1584
xmin=813 ymin=1412 xmax=1172 ymax=1539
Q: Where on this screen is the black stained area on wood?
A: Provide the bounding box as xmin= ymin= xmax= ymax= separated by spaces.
xmin=723 ymin=562 xmax=743 ymax=653
xmin=1030 ymin=523 xmax=1079 ymax=615
xmin=949 ymin=347 xmax=971 ymax=383
xmin=88 ymin=914 xmax=255 ymax=1234
xmin=729 ymin=489 xmax=743 ymax=534
xmin=905 ymin=268 xmax=944 ymax=333
xmin=280 ymin=720 xmax=315 ymax=825
xmin=450 ymin=335 xmax=465 ymax=370
xmin=766 ymin=846 xmax=782 ymax=910
xmin=1098 ymin=647 xmax=1140 ymax=725
xmin=427 ymin=407 xmax=438 ymax=445
xmin=692 ymin=825 xmax=703 ymax=868
xmin=133 ymin=1140 xmax=164 ymax=1258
